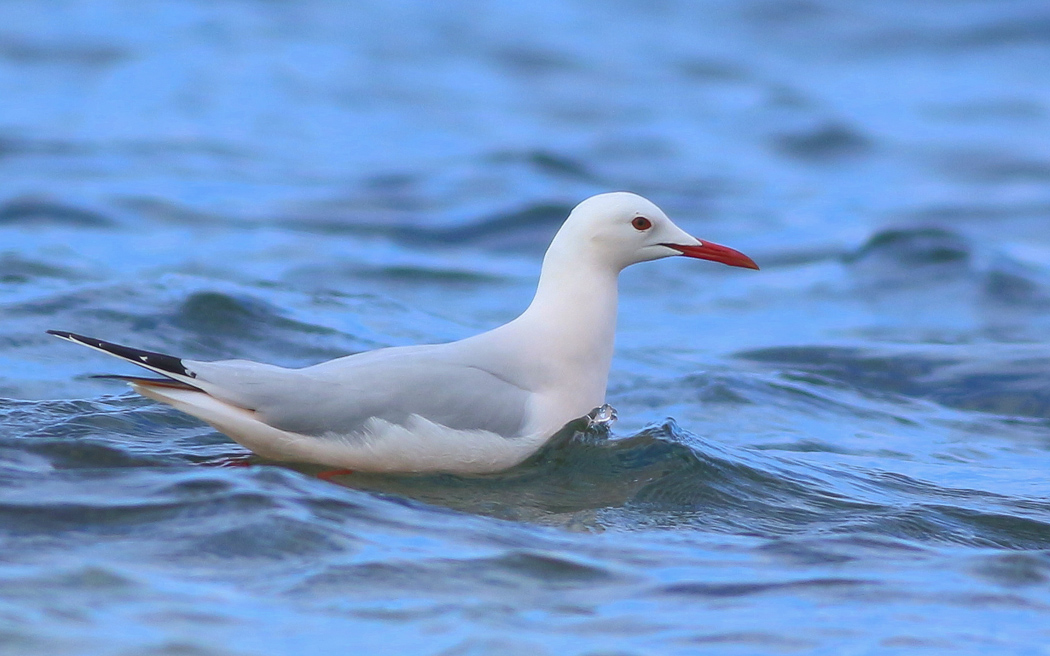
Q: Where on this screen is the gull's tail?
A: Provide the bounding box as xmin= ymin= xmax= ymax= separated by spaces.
xmin=47 ymin=330 xmax=202 ymax=391
xmin=47 ymin=330 xmax=322 ymax=463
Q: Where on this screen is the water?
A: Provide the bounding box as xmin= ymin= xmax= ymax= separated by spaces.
xmin=2 ymin=1 xmax=1050 ymax=653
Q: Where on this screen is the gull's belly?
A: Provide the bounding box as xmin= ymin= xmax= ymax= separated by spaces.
xmin=308 ymin=416 xmax=551 ymax=474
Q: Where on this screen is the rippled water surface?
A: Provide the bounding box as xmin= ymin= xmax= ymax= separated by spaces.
xmin=3 ymin=1 xmax=1050 ymax=654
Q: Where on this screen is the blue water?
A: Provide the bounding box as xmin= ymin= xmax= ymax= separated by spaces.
xmin=3 ymin=1 xmax=1050 ymax=654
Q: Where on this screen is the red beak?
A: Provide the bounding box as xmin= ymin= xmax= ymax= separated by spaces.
xmin=661 ymin=241 xmax=759 ymax=270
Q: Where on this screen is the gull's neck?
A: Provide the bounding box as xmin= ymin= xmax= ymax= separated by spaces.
xmin=511 ymin=240 xmax=620 ymax=394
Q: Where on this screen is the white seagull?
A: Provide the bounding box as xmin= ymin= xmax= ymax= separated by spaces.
xmin=50 ymin=192 xmax=757 ymax=474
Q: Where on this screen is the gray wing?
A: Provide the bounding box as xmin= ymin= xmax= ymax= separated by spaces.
xmin=184 ymin=345 xmax=531 ymax=438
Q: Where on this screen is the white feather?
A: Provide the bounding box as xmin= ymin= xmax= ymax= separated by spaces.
xmin=133 ymin=383 xmax=549 ymax=474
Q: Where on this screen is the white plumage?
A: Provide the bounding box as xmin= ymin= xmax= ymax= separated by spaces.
xmin=52 ymin=192 xmax=758 ymax=474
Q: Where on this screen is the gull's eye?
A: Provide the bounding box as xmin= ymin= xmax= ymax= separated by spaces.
xmin=632 ymin=216 xmax=652 ymax=231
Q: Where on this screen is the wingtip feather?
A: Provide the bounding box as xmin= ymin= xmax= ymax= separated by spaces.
xmin=47 ymin=330 xmax=197 ymax=382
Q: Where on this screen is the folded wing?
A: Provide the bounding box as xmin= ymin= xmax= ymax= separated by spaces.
xmin=48 ymin=331 xmax=531 ymax=440
xmin=186 ymin=348 xmax=531 ymax=438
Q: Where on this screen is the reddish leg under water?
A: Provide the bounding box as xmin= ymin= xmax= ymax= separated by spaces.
xmin=316 ymin=468 xmax=355 ymax=481
xmin=202 ymin=455 xmax=352 ymax=480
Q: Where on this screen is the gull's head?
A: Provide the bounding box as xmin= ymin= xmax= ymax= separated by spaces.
xmin=551 ymin=192 xmax=759 ymax=271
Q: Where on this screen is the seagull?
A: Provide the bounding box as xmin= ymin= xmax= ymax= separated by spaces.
xmin=50 ymin=192 xmax=757 ymax=474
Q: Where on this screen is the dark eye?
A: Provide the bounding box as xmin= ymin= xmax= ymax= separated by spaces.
xmin=632 ymin=216 xmax=652 ymax=231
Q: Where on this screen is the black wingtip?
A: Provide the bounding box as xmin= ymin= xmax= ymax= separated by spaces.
xmin=47 ymin=330 xmax=195 ymax=380
xmin=48 ymin=330 xmax=100 ymax=345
